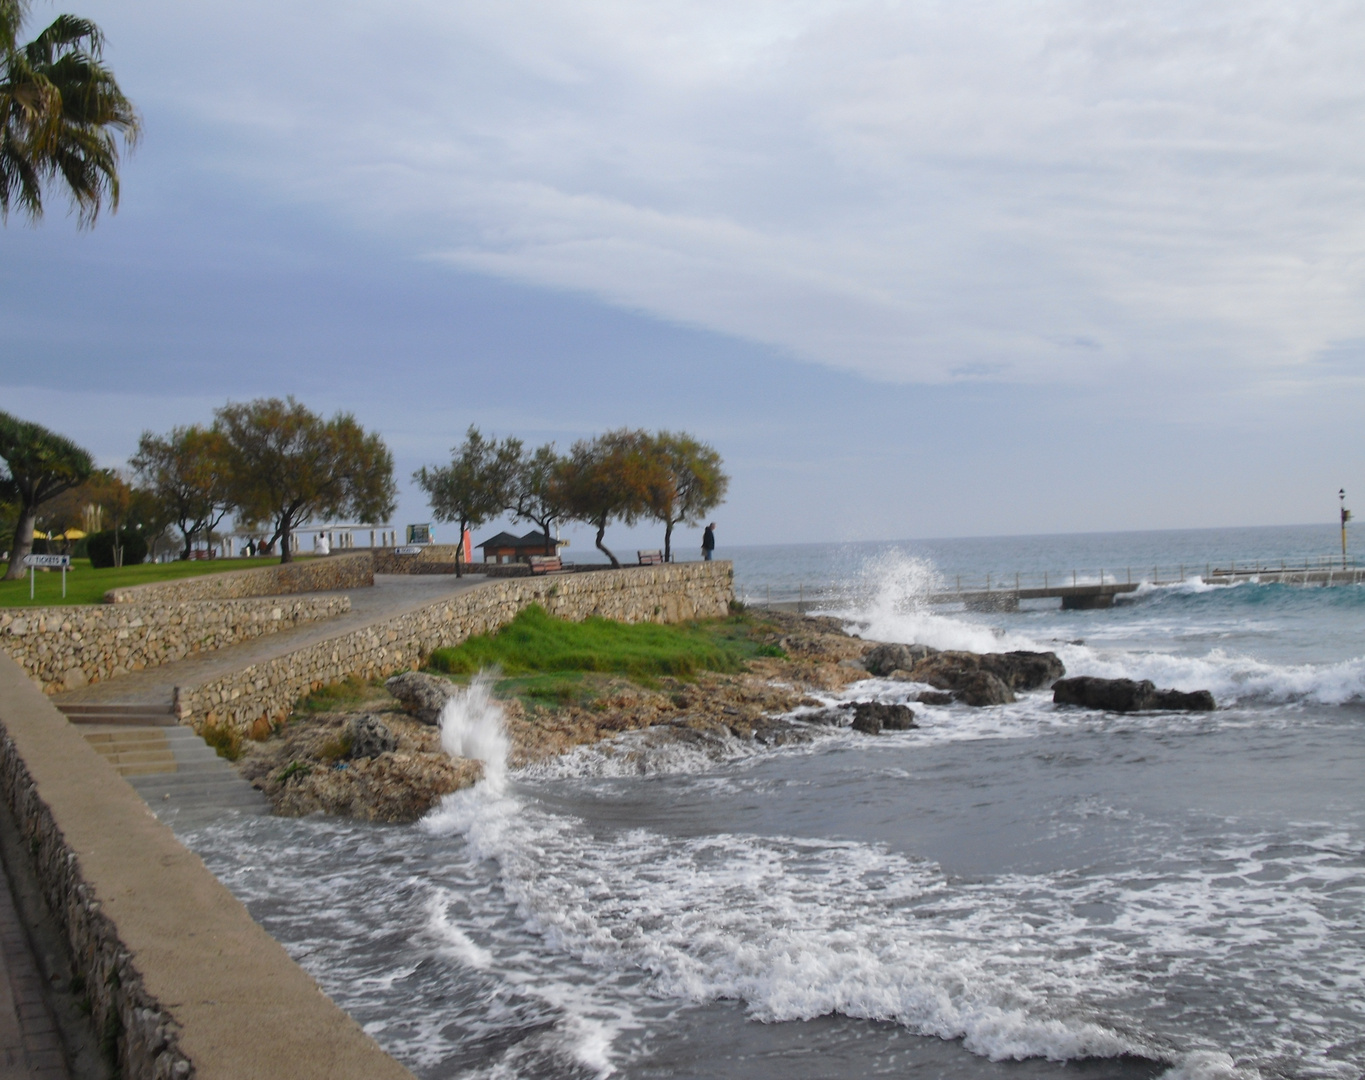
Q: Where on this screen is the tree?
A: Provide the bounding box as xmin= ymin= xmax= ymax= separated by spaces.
xmin=505 ymin=443 xmax=569 ymax=556
xmin=215 ymin=397 xmax=397 ymax=565
xmin=131 ymin=426 xmax=232 ymax=560
xmin=1 ymin=0 xmax=140 ymax=225
xmin=646 ymin=431 xmax=729 ymax=563
xmin=0 ymin=409 xmax=93 ymax=578
xmin=415 ymin=427 xmax=521 ymax=577
xmin=557 ymin=429 xmax=660 ymax=569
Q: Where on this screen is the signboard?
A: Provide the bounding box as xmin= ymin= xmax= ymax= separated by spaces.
xmin=406 ymin=523 xmax=432 ymax=545
xmin=394 ymin=546 xmax=423 ymax=556
xmin=23 ymin=554 xmax=70 ymax=568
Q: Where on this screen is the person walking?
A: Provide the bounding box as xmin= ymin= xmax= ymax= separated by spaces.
xmin=702 ymin=523 xmax=716 ymax=561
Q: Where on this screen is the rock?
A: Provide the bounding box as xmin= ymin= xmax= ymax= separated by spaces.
xmin=952 ymin=670 xmax=1016 ymax=707
xmin=979 ymin=650 xmax=1065 ymax=691
xmin=1151 ymin=688 xmax=1216 ymax=711
xmin=863 ymin=642 xmax=939 ymax=677
xmin=385 ymin=671 xmax=457 ymax=725
xmin=851 ymin=701 xmax=917 ymax=734
xmin=800 ymin=707 xmax=851 ymax=727
xmin=914 ymin=691 xmax=955 ymax=706
xmin=344 ymin=714 xmax=398 ymax=759
xmin=908 ymin=652 xmax=1017 ymax=706
xmin=1052 ymin=677 xmax=1216 ymax=712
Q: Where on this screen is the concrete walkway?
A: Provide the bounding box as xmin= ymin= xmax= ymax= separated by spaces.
xmin=51 ymin=574 xmax=490 ymax=712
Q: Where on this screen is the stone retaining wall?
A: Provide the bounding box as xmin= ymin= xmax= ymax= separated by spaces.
xmin=0 ymin=655 xmax=416 ymax=1080
xmin=103 ymin=551 xmax=373 ymax=604
xmin=177 ymin=561 xmax=734 ymax=737
xmin=1 ymin=595 xmax=350 ymax=694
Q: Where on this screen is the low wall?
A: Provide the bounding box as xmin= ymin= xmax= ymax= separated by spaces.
xmin=103 ymin=551 xmax=374 ymax=604
xmin=1 ymin=595 xmax=350 ymax=694
xmin=177 ymin=561 xmax=734 ymax=737
xmin=0 ymin=655 xmax=416 ymax=1080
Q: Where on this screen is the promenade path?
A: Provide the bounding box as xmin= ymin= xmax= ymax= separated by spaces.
xmin=51 ymin=572 xmax=491 ymax=712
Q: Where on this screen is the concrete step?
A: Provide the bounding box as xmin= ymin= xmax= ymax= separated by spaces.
xmin=59 ymin=703 xmax=178 ymax=727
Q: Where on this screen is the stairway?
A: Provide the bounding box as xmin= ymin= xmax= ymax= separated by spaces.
xmin=76 ymin=723 xmax=270 ymax=829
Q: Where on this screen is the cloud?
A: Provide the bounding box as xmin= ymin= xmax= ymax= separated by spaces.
xmin=81 ymin=0 xmax=1365 ymax=386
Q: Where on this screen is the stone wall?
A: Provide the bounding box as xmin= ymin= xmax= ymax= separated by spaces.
xmin=0 ymin=655 xmax=416 ymax=1080
xmin=1 ymin=595 xmax=350 ymax=694
xmin=103 ymin=551 xmax=374 ymax=604
xmin=177 ymin=561 xmax=734 ymax=737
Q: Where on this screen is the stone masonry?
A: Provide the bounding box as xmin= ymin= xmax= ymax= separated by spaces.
xmin=177 ymin=561 xmax=734 ymax=737
xmin=1 ymin=595 xmax=350 ymax=694
xmin=103 ymin=551 xmax=374 ymax=604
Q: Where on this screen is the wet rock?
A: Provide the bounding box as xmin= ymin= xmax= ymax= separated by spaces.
xmin=344 ymin=714 xmax=398 ymax=759
xmin=385 ymin=671 xmax=457 ymax=725
xmin=1052 ymin=676 xmax=1216 ymax=712
xmin=1151 ymin=688 xmax=1216 ymax=711
xmin=914 ymin=691 xmax=955 ymax=706
xmin=863 ymin=642 xmax=939 ymax=676
xmin=952 ymin=670 xmax=1016 ymax=707
xmin=979 ymin=650 xmax=1066 ymax=691
xmin=851 ymin=701 xmax=917 ymax=734
xmin=908 ymin=652 xmax=1018 ymax=706
xmin=798 ymin=706 xmax=851 ymax=727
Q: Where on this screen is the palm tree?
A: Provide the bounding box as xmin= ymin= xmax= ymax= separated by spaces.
xmin=1 ymin=0 xmax=140 ymax=226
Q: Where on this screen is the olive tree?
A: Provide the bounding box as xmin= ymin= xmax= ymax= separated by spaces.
xmin=415 ymin=427 xmax=522 ymax=576
xmin=215 ymin=397 xmax=396 ymax=564
xmin=0 ymin=409 xmax=93 ymax=578
xmin=646 ymin=431 xmax=728 ymax=562
xmin=557 ymin=429 xmax=659 ymax=568
xmin=505 ymin=443 xmax=569 ymax=556
xmin=131 ymin=425 xmax=231 ymax=560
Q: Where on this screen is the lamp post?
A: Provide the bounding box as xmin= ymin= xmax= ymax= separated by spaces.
xmin=1340 ymin=489 xmax=1351 ymax=569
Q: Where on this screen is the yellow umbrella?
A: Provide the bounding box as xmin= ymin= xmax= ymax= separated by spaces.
xmin=31 ymin=530 xmax=48 ymax=539
xmin=57 ymin=528 xmax=87 ymax=539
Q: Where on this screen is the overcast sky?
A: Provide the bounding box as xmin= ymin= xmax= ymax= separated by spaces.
xmin=3 ymin=0 xmax=1365 ymax=549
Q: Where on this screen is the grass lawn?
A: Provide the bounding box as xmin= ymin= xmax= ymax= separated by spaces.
xmin=0 ymin=557 xmax=291 ymax=607
xmin=425 ymin=604 xmax=785 ymax=708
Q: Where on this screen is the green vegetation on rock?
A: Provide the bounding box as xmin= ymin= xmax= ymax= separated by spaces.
xmin=426 ymin=604 xmax=777 ymax=688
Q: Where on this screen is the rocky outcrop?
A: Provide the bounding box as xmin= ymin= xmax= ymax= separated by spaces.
xmin=1052 ymin=676 xmax=1216 ymax=712
xmin=902 ymin=648 xmax=1065 ymax=706
xmin=384 ymin=671 xmax=457 ymax=725
xmin=851 ymin=702 xmax=917 ymax=734
xmin=863 ymin=642 xmax=938 ymax=677
xmin=345 ymin=714 xmax=398 ymax=758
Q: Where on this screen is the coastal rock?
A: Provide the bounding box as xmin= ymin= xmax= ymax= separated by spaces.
xmin=863 ymin=643 xmax=939 ymax=677
xmin=385 ymin=671 xmax=457 ymax=725
xmin=979 ymin=651 xmax=1066 ymax=691
xmin=344 ymin=714 xmax=398 ymax=759
xmin=799 ymin=707 xmax=851 ymax=727
xmin=1052 ymin=677 xmax=1216 ymax=712
xmin=851 ymin=702 xmax=917 ymax=734
xmin=908 ymin=652 xmax=1018 ymax=706
xmin=914 ymin=691 xmax=955 ymax=706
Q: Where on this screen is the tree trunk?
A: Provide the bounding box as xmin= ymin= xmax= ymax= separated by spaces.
xmin=180 ymin=527 xmax=194 ymax=561
xmin=595 ymin=521 xmax=620 ymax=568
xmin=664 ymin=519 xmax=674 ymax=563
xmin=3 ymin=506 xmax=38 ymax=580
xmin=454 ymin=518 xmax=464 ymax=577
xmin=279 ymin=517 xmax=294 ymax=564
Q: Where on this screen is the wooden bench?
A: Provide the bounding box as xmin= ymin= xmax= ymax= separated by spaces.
xmin=637 ymin=550 xmax=664 ymax=565
xmin=528 ymin=555 xmax=563 ymax=574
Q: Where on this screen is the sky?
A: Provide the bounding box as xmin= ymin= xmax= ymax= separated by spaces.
xmin=3 ymin=0 xmax=1365 ymax=551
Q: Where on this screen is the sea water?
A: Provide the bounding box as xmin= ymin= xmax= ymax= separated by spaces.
xmin=180 ymin=525 xmax=1364 ymax=1079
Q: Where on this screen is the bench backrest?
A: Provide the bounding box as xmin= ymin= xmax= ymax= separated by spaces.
xmin=637 ymin=550 xmax=664 ymax=565
xmin=528 ymin=555 xmax=563 ymax=573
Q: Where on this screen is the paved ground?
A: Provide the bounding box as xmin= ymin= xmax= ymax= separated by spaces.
xmin=0 ymin=866 xmax=68 ymax=1079
xmin=52 ymin=573 xmax=490 ymax=710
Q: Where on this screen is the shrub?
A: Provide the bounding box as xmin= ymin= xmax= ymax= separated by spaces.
xmin=86 ymin=528 xmax=148 ymax=568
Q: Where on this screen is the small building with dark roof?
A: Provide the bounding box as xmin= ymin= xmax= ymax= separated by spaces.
xmin=476 ymin=530 xmax=560 ymax=564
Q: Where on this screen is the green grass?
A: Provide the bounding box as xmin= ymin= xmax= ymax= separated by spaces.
xmin=0 ymin=556 xmax=298 ymax=607
xmin=297 ymin=674 xmax=373 ymax=714
xmin=426 ymin=604 xmax=777 ymax=687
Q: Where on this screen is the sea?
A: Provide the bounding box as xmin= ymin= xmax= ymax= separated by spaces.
xmin=178 ymin=524 xmax=1364 ymax=1080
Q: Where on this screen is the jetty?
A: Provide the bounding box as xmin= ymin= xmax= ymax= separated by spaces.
xmin=748 ymin=556 xmax=1365 ymax=614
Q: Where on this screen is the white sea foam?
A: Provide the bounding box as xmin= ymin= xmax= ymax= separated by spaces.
xmin=439 ymin=672 xmax=511 ymax=789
